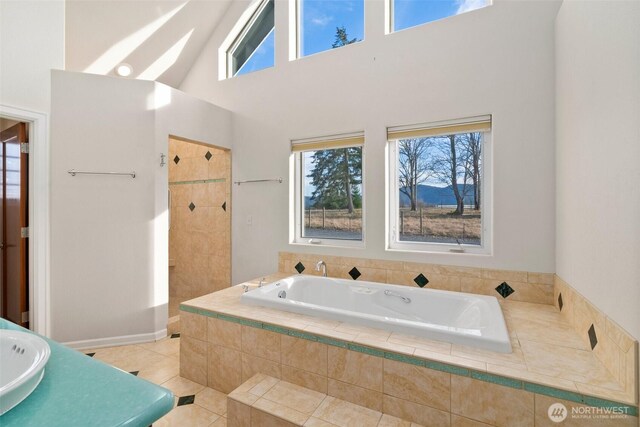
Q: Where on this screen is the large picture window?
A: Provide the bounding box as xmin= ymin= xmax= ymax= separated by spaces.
xmin=292 ymin=134 xmax=364 ymax=246
xmin=388 ymin=116 xmax=491 ymax=253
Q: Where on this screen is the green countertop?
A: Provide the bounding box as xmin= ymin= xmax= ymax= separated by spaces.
xmin=0 ymin=319 xmax=174 ymax=426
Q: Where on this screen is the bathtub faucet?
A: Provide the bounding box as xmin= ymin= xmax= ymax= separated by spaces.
xmin=384 ymin=290 xmax=411 ymax=303
xmin=315 ymin=261 xmax=327 ymax=277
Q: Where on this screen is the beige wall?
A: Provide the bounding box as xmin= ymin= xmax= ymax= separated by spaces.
xmin=169 ymin=138 xmax=231 ymax=303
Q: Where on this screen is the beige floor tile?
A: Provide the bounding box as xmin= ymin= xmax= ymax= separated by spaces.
xmin=210 ymin=417 xmax=227 ymax=427
xmin=137 ymin=354 xmax=180 ymax=385
xmin=312 ymin=396 xmax=382 ymax=427
xmin=90 ymin=344 xmax=167 ymax=373
xmin=139 ymin=336 xmax=181 ymax=357
xmin=195 ymin=387 xmax=228 ymax=416
xmin=162 ymin=375 xmax=206 ymax=397
xmin=154 ymin=403 xmax=220 ymax=427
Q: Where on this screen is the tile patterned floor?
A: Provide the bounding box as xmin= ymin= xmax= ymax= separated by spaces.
xmin=83 ymin=334 xmax=227 ymax=426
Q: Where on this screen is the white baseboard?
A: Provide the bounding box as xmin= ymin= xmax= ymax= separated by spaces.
xmin=63 ymin=328 xmax=168 ymax=350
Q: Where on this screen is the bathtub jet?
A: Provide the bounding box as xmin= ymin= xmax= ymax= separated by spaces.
xmin=241 ymin=275 xmax=512 ymax=353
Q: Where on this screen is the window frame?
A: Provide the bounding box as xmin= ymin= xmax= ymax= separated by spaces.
xmin=291 ymin=133 xmax=366 ymax=248
xmin=387 ymin=118 xmax=492 ymax=255
xmin=226 ymin=0 xmax=275 ymax=78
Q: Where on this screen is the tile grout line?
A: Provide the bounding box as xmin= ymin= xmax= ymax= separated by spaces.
xmin=181 ymin=304 xmax=639 ymax=416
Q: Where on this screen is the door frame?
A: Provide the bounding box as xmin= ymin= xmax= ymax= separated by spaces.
xmin=0 ymin=105 xmax=49 ymax=336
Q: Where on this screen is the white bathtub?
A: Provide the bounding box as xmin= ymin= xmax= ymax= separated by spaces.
xmin=241 ymin=275 xmax=512 ymax=353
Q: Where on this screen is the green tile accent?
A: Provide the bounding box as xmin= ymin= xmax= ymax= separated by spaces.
xmin=524 ymin=383 xmax=584 ymax=403
xmin=316 ymin=336 xmax=349 ymax=348
xmin=262 ymin=324 xmax=290 ymax=335
xmin=179 ymin=305 xmax=219 ymax=318
xmin=187 ymin=307 xmax=639 ymax=415
xmin=424 ymin=360 xmax=470 ymax=376
xmin=384 ymin=352 xmax=424 ymax=367
xmin=347 ymin=343 xmax=385 ymax=358
xmin=288 ymin=330 xmax=318 ymax=341
xmin=179 ymin=305 xmax=199 ymax=314
xmin=169 ymin=178 xmax=226 ymax=185
xmin=471 ymin=371 xmax=523 ymax=389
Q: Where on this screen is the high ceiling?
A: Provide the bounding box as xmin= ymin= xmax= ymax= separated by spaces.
xmin=65 ymin=0 xmax=234 ymax=88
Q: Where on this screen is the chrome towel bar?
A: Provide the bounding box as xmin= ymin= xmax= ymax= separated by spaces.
xmin=68 ymin=169 xmax=136 ymax=178
xmin=233 ymin=178 xmax=282 ymax=186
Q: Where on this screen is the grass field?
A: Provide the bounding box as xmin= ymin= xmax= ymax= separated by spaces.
xmin=303 ymin=206 xmax=481 ymax=243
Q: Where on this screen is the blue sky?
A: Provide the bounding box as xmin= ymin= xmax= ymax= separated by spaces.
xmin=394 ymin=0 xmax=489 ymax=32
xmin=235 ymin=28 xmax=275 ymax=76
xmin=300 ymin=0 xmax=364 ymax=57
xmin=237 ymin=0 xmax=490 ymax=75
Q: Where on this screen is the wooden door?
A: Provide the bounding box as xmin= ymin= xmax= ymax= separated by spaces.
xmin=0 ymin=122 xmax=29 ymax=327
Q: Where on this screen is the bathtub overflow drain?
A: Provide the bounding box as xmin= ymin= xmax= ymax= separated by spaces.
xmin=278 ymin=290 xmax=287 ymax=299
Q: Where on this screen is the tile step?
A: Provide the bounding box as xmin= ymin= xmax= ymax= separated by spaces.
xmin=227 ymin=374 xmax=420 ymax=427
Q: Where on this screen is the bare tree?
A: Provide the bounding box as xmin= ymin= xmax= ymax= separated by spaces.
xmin=460 ymin=132 xmax=482 ymax=210
xmin=398 ymin=138 xmax=432 ymax=211
xmin=432 ymin=135 xmax=468 ymax=215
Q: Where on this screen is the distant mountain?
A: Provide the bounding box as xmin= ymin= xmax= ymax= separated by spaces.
xmin=399 ymin=184 xmax=476 ymax=207
xmin=305 ymin=185 xmax=475 ymax=209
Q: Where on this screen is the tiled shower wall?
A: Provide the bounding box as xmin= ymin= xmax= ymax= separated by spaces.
xmin=169 ymin=138 xmax=231 ymax=314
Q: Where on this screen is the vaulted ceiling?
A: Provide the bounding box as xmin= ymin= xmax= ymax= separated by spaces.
xmin=65 ymin=0 xmax=234 ymax=88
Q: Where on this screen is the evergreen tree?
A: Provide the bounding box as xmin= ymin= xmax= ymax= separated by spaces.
xmin=332 ymin=26 xmax=358 ymax=48
xmin=308 ymin=147 xmax=362 ymax=213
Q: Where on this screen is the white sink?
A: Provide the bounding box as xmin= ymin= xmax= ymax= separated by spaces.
xmin=0 ymin=329 xmax=51 ymax=414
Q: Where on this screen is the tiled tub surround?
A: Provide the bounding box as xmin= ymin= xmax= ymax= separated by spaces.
xmin=168 ymin=137 xmax=231 ymax=316
xmin=555 ymin=275 xmax=638 ymax=405
xmin=180 ymin=280 xmax=638 ymax=426
xmin=280 ymin=251 xmax=638 ymax=402
xmin=278 ymin=252 xmax=555 ymax=305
